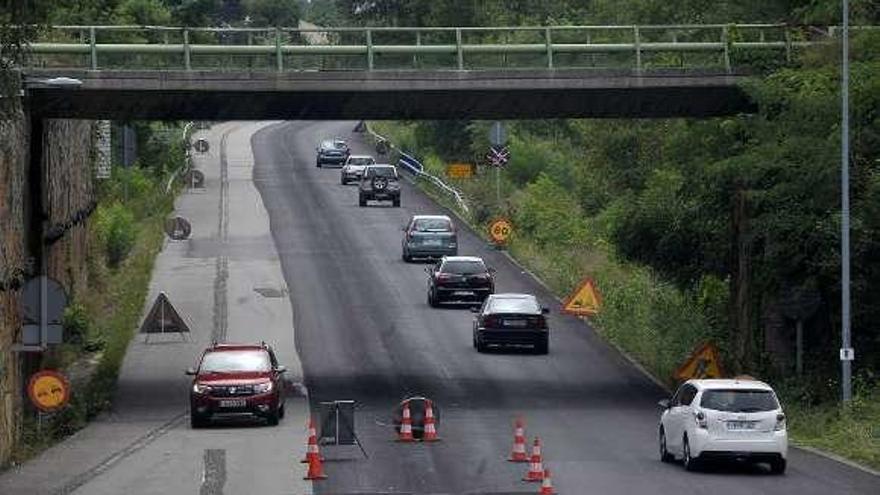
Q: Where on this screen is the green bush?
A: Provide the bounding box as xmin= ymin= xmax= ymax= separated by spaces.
xmin=61 ymin=303 xmax=90 ymax=345
xmin=94 ymin=203 xmax=137 ymax=267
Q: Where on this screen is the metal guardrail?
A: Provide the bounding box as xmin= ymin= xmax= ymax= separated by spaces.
xmin=22 ymin=24 xmax=876 ymax=73
xmin=365 ymin=126 xmax=469 ymax=214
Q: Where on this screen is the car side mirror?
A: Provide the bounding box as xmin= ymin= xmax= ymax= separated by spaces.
xmin=658 ymin=399 xmax=670 ymax=409
xmin=470 ymin=306 xmax=480 ymax=313
xmin=402 ymin=226 xmax=408 ymax=232
xmin=185 ymin=368 xmax=197 ymax=376
xmin=541 ymin=307 xmax=550 ymax=314
xmin=276 ymin=365 xmax=287 ymax=374
xmin=488 ymin=267 xmax=496 ymax=274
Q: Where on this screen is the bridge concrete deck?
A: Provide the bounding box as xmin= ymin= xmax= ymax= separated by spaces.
xmin=22 ymin=68 xmax=755 ymax=119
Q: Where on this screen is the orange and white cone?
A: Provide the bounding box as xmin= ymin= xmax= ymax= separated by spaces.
xmin=303 ymin=453 xmax=328 ymax=480
xmin=301 ymin=418 xmax=324 ymax=463
xmin=508 ymin=418 xmax=528 ymax=462
xmin=397 ymin=400 xmax=415 ymax=442
xmin=539 ymin=469 xmax=555 ymax=495
xmin=522 ymin=437 xmax=544 ymax=482
xmin=422 ymin=399 xmax=440 ymax=442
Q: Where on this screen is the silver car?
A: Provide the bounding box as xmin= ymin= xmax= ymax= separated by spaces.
xmin=341 ymin=155 xmax=376 ymax=185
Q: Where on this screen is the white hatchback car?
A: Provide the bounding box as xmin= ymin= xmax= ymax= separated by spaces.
xmin=658 ymin=379 xmax=787 ymax=474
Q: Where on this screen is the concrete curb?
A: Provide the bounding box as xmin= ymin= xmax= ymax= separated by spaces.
xmin=794 ymin=445 xmax=880 ymax=478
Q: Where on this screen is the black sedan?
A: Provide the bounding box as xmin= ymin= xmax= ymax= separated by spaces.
xmin=472 ymin=293 xmax=549 ymax=354
xmin=426 ymin=256 xmax=494 ymax=307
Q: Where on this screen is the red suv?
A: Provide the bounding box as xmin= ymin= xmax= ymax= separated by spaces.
xmin=186 ymin=343 xmax=287 ymax=428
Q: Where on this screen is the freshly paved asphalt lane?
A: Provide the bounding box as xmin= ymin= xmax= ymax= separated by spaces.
xmin=253 ymin=121 xmax=880 ymax=495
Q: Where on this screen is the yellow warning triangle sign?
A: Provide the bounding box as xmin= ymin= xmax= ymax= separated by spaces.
xmin=674 ymin=342 xmax=725 ymax=381
xmin=140 ymin=292 xmax=190 ymax=335
xmin=562 ymin=278 xmax=601 ymax=316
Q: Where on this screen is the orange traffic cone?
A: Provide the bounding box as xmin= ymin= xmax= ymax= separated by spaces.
xmin=303 ymin=453 xmax=328 ymax=481
xmin=539 ymin=469 xmax=555 ymax=495
xmin=509 ymin=418 xmax=528 ymax=462
xmin=301 ymin=418 xmax=324 ymax=463
xmin=423 ymin=399 xmax=440 ymax=442
xmin=397 ymin=400 xmax=415 ymax=442
xmin=523 ymin=437 xmax=544 ymax=482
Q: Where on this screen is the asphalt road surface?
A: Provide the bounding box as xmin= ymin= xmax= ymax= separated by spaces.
xmin=253 ymin=121 xmax=880 ymax=495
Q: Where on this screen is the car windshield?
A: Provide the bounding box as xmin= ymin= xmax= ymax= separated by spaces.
xmin=488 ymin=297 xmax=540 ymax=314
xmin=700 ymin=389 xmax=779 ymax=412
xmin=442 ymin=260 xmax=486 ymax=274
xmin=349 ymin=157 xmax=374 ymax=165
xmin=370 ymin=167 xmax=396 ymax=178
xmin=321 ymin=141 xmax=340 ymax=151
xmin=200 ymin=350 xmax=271 ymax=373
xmin=413 ymin=218 xmax=451 ymax=232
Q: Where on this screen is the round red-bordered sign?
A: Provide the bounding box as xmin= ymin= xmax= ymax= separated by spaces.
xmin=27 ymin=370 xmax=70 ymax=412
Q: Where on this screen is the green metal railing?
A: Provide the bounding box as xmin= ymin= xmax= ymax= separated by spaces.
xmin=22 ymin=24 xmax=877 ymax=73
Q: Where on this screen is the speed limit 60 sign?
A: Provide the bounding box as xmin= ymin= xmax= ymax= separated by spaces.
xmin=488 ymin=218 xmax=513 ymax=244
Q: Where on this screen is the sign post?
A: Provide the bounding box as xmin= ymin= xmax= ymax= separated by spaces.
xmin=488 ymin=122 xmax=509 ymax=205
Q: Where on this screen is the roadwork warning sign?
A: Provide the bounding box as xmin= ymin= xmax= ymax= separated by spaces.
xmin=561 ymin=278 xmax=601 ymax=316
xmin=140 ymin=292 xmax=190 ymax=337
xmin=674 ymin=342 xmax=724 ymax=381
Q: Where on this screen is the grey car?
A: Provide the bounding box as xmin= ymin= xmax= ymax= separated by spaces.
xmin=401 ymin=215 xmax=458 ymax=262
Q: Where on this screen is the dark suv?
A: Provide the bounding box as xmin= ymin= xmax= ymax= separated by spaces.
xmin=472 ymin=294 xmax=550 ymax=354
xmin=359 ymin=165 xmax=401 ymax=207
xmin=187 ymin=343 xmax=287 ymax=427
xmin=316 ymin=139 xmax=350 ymax=167
xmin=426 ymin=256 xmax=494 ymax=307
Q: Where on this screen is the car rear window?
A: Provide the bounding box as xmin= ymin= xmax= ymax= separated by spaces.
xmin=349 ymin=157 xmax=374 ymax=165
xmin=488 ymin=297 xmax=540 ymax=314
xmin=333 ymin=140 xmax=347 ymax=149
xmin=200 ymin=350 xmax=271 ymax=373
xmin=700 ymin=389 xmax=779 ymax=412
xmin=370 ymin=167 xmax=397 ymax=178
xmin=442 ymin=260 xmax=486 ymax=274
xmin=413 ymin=218 xmax=452 ymax=232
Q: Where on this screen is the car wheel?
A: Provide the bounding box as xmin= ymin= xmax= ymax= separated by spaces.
xmin=402 ymin=252 xmax=412 ymax=263
xmin=769 ymin=457 xmax=786 ymax=475
xmin=534 ymin=340 xmax=549 ymax=355
xmin=190 ymin=413 xmax=206 ymax=429
xmin=428 ymin=289 xmax=439 ymax=307
xmin=659 ymin=428 xmax=674 ymax=463
xmin=682 ymin=435 xmax=699 ymax=471
xmin=266 ymin=411 xmax=280 ymax=426
xmin=316 ymin=161 xmax=322 ymax=168
xmin=341 ymin=177 xmax=347 ymax=185
xmin=359 ymin=195 xmax=367 ymax=207
xmin=476 ymin=337 xmax=487 ymax=353
xmin=393 ymin=197 xmax=401 ymax=207
xmin=278 ymin=403 xmax=285 ymax=419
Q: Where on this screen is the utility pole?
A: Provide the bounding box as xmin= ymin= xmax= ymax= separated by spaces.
xmin=840 ymin=0 xmax=854 ymax=404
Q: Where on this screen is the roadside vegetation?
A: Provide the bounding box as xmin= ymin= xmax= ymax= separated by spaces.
xmin=361 ymin=0 xmax=880 ymax=469
xmin=12 ymin=123 xmax=184 ymax=465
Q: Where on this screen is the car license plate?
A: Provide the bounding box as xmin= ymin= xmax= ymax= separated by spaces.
xmin=219 ymin=399 xmax=246 ymax=408
xmin=424 ymin=239 xmax=442 ymax=246
xmin=727 ymin=420 xmax=756 ymax=430
xmin=453 ymin=291 xmax=473 ymax=296
xmin=504 ymin=319 xmax=528 ymax=327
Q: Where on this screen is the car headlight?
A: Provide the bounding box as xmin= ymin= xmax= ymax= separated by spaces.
xmin=192 ymin=383 xmax=212 ymax=394
xmin=253 ymin=382 xmax=273 ymax=394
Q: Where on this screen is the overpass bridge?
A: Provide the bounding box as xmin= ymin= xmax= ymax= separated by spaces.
xmin=18 ymin=23 xmax=851 ymax=119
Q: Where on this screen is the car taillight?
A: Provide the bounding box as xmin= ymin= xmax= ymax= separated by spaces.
xmin=437 ymin=273 xmax=453 ymax=281
xmin=483 ymin=315 xmax=500 ymax=328
xmin=775 ymin=413 xmax=786 ymax=431
xmin=694 ymin=410 xmax=708 ymax=429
